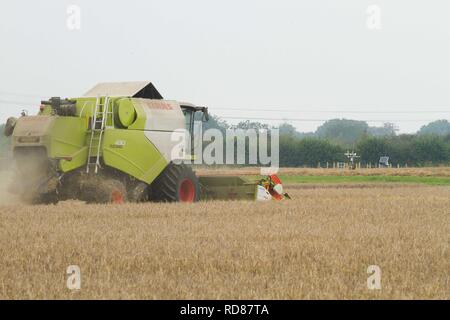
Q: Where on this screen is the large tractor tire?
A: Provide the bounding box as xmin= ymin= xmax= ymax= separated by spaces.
xmin=150 ymin=164 xmax=200 ymax=202
xmin=33 ymin=192 xmax=59 ymax=205
xmin=18 ymin=191 xmax=58 ymax=205
xmin=128 ymin=181 xmax=149 ymax=203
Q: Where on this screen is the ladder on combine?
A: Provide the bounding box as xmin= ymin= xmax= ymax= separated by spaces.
xmin=86 ymin=96 xmax=112 ymax=174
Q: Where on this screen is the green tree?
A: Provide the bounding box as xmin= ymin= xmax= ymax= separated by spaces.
xmin=278 ymin=123 xmax=298 ymax=136
xmin=418 ymin=120 xmax=450 ymax=136
xmin=316 ymin=119 xmax=369 ymax=145
xmin=357 ymin=137 xmax=389 ymax=164
xmin=280 ymin=137 xmax=344 ymax=167
xmin=197 ymin=114 xmax=229 ymax=133
xmin=384 ymin=134 xmax=417 ymax=166
xmin=413 ymin=135 xmax=449 ymax=165
xmin=231 ymin=120 xmax=269 ymax=130
xmin=279 ymin=135 xmax=298 ymax=167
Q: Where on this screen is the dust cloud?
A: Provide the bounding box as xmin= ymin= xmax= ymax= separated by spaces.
xmin=0 ymin=169 xmax=20 ymax=205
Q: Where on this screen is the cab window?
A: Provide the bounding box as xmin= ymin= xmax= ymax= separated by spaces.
xmin=182 ymin=109 xmax=194 ymax=133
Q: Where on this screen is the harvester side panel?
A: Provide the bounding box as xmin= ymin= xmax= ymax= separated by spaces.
xmin=102 ymin=129 xmax=168 ymax=184
xmin=51 ymin=117 xmax=89 ymax=172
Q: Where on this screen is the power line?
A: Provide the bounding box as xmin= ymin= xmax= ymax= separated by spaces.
xmin=0 ymin=99 xmax=38 ymax=106
xmin=218 ymin=116 xmax=442 ymax=123
xmin=212 ymin=107 xmax=450 ymax=114
xmin=0 ymin=91 xmax=45 ymax=99
xmin=0 ymin=95 xmax=448 ymax=123
xmin=0 ymin=94 xmax=449 ymax=114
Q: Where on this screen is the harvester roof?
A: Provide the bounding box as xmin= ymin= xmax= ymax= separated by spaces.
xmin=83 ymin=81 xmax=163 ymax=99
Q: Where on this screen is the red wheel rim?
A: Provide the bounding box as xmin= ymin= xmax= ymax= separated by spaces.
xmin=179 ymin=179 xmax=195 ymax=202
xmin=111 ymin=190 xmax=125 ymax=204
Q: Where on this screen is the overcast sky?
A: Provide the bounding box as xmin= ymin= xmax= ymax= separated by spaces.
xmin=1 ymin=0 xmax=449 ymax=133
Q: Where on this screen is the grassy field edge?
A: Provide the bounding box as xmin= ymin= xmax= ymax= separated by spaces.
xmin=276 ymin=175 xmax=450 ymax=185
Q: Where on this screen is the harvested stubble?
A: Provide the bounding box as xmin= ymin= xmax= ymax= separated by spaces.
xmin=0 ymin=185 xmax=448 ymax=299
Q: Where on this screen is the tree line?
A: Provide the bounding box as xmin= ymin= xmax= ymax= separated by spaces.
xmin=204 ymin=117 xmax=450 ymax=167
xmin=1 ymin=118 xmax=450 ymax=166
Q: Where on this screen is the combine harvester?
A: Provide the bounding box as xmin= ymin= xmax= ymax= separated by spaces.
xmin=3 ymin=82 xmax=289 ymax=204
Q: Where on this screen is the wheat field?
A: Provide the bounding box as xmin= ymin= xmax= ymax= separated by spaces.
xmin=0 ymin=185 xmax=448 ymax=299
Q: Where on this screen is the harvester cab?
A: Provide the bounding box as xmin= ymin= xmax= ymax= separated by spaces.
xmin=4 ymin=81 xmax=288 ymax=204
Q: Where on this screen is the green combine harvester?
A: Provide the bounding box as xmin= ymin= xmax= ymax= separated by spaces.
xmin=3 ymin=82 xmax=288 ymax=204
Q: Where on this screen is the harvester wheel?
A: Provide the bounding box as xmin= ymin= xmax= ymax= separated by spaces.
xmin=128 ymin=181 xmax=149 ymax=202
xmin=35 ymin=192 xmax=59 ymax=205
xmin=90 ymin=178 xmax=127 ymax=204
xmin=150 ymin=164 xmax=200 ymax=203
xmin=19 ymin=192 xmax=58 ymax=205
